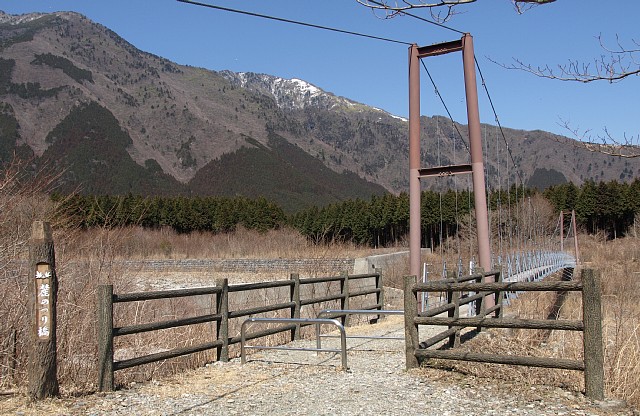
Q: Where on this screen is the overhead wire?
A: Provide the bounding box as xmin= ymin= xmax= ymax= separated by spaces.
xmin=423 ymin=50 xmax=471 ymax=275
xmin=177 ymin=0 xmax=413 ymax=46
xmin=474 ymin=57 xmax=526 ymax=189
xmin=420 ymin=60 xmax=470 ymax=154
xmin=496 ymin=133 xmax=503 ymax=268
xmin=473 ymin=56 xmax=545 ymax=262
xmin=484 ymin=122 xmax=495 ymax=268
xmin=436 ymin=116 xmax=445 ymax=276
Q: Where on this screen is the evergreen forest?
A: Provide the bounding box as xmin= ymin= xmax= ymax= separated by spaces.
xmin=58 ymin=178 xmax=640 ymax=247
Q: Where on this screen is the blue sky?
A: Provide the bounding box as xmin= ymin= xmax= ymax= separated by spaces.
xmin=1 ymin=0 xmax=638 ymax=141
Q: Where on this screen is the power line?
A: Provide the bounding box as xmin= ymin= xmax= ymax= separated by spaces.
xmin=177 ymin=0 xmax=413 ymax=46
xmin=474 ymin=56 xmax=526 ymax=187
xmin=420 ymin=59 xmax=470 ymax=154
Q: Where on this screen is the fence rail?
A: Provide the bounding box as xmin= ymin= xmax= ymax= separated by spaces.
xmin=404 ymin=268 xmax=604 ymax=400
xmin=97 ymin=270 xmax=383 ymax=391
xmin=415 ymin=270 xmax=502 ymax=350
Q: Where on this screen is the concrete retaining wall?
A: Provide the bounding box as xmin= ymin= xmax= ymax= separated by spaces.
xmin=124 ymin=248 xmax=431 ymax=276
xmin=352 ymin=248 xmax=431 ymax=275
xmin=121 ymin=258 xmax=355 ymax=274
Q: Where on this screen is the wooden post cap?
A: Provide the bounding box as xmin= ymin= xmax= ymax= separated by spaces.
xmin=31 ymin=221 xmax=52 ymax=242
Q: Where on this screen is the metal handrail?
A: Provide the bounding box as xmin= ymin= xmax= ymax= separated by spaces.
xmin=315 ymin=309 xmax=405 ymax=348
xmin=240 ymin=317 xmax=348 ymax=370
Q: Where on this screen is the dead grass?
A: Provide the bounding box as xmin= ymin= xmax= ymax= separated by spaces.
xmin=0 ymin=212 xmax=384 ymax=394
xmin=429 ymin=234 xmax=640 ymax=408
xmin=72 ymin=226 xmax=376 ymax=260
xmin=581 ymin=236 xmax=640 ymax=406
xmin=1 ymin=159 xmax=637 ymax=408
xmin=0 ymin=159 xmax=385 ymax=395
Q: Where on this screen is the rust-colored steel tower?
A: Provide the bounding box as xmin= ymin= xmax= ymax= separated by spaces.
xmin=408 ymin=34 xmax=493 ymax=307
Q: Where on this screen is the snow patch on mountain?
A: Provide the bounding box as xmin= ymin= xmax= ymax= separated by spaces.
xmin=220 ymin=70 xmax=361 ymax=112
xmin=0 ymin=11 xmax=47 ymax=24
xmin=389 ymin=114 xmax=408 ymax=122
xmin=290 ymin=78 xmax=321 ymax=96
xmin=219 ymin=70 xmax=408 ymax=123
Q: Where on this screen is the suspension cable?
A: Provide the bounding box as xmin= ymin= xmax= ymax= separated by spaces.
xmin=177 ymin=0 xmax=413 ymax=46
xmin=474 ymin=57 xmax=525 ymax=187
xmin=420 ymin=60 xmax=470 ymax=154
xmin=492 ymin=122 xmax=502 ymax=261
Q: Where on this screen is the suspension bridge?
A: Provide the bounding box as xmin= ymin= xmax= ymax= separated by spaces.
xmin=175 ymin=1 xmax=580 ymax=286
xmin=407 ymin=34 xmax=579 ymax=307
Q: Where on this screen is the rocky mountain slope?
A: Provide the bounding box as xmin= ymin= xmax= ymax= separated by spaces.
xmin=0 ymin=10 xmax=637 ymax=211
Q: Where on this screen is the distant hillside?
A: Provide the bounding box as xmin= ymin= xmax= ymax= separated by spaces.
xmin=1 ymin=10 xmax=638 ymax=210
xmin=40 ymin=101 xmax=183 ymax=195
xmin=189 ymin=132 xmax=387 ymax=211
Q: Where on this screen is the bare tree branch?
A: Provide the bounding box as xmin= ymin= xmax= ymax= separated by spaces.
xmin=357 ymin=0 xmax=639 ymax=158
xmin=512 ymin=0 xmax=557 ymax=14
xmin=356 ymin=0 xmax=473 ymax=21
xmin=599 ymin=34 xmax=640 ymax=55
xmin=356 ymin=0 xmax=556 ymax=19
xmin=491 ymin=35 xmax=640 ymax=83
xmin=356 ymin=0 xmax=474 ymax=14
xmin=556 ymin=118 xmax=640 ymax=158
xmin=488 ymin=34 xmax=640 ymax=157
xmin=492 ymin=57 xmax=640 ymax=83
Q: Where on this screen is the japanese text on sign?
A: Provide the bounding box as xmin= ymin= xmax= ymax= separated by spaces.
xmin=35 ymin=263 xmax=52 ymax=340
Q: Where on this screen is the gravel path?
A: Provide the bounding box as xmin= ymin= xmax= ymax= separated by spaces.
xmin=2 ymin=316 xmax=636 ymax=415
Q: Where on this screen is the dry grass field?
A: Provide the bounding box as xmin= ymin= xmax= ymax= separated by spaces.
xmin=0 ymin=222 xmax=384 ymax=394
xmin=436 ymin=234 xmax=640 ymax=408
xmin=2 ymin=223 xmax=638 ymax=408
xmin=0 ymin=166 xmax=638 ymax=408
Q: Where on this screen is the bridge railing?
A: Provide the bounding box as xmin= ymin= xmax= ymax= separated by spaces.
xmin=501 ymin=250 xmax=576 ymax=284
xmin=97 ymin=270 xmax=384 ymax=391
xmin=403 ymin=268 xmax=604 ymax=400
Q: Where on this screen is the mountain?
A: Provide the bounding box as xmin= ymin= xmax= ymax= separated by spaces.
xmin=0 ymin=10 xmax=638 ymax=211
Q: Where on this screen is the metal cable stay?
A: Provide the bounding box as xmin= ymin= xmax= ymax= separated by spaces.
xmin=417 ymin=56 xmax=474 ymax=310
xmin=474 ymin=55 xmax=577 ymax=288
xmin=176 ymin=0 xmax=414 ymax=46
xmin=417 ymin=42 xmax=577 ymax=312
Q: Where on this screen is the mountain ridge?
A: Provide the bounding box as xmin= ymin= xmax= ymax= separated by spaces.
xmin=1 ymin=9 xmax=638 ymax=210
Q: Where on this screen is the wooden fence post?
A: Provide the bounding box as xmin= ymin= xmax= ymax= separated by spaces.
xmin=216 ymin=278 xmax=229 ymax=362
xmin=371 ymin=268 xmax=384 ymax=324
xmin=27 ymin=221 xmax=59 ymax=399
xmin=495 ymin=271 xmax=504 ymax=318
xmin=447 ymin=271 xmax=461 ymax=348
xmin=404 ymin=275 xmax=419 ymax=369
xmin=375 ymin=268 xmax=384 ymax=311
xmin=290 ymin=273 xmax=301 ymax=341
xmin=582 ymin=269 xmax=604 ymax=401
xmin=97 ymin=284 xmax=114 ymax=392
xmin=340 ymin=272 xmax=350 ymax=326
xmin=473 ymin=272 xmax=482 ymax=319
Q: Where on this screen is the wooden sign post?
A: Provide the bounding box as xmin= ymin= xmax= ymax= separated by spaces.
xmin=28 ymin=221 xmax=59 ymax=399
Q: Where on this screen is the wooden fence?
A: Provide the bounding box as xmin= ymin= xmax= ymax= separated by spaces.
xmin=403 ymin=268 xmax=604 ymax=400
xmin=97 ymin=270 xmax=383 ymax=391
